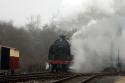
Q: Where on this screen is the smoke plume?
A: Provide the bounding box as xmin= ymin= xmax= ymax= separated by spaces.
xmin=52 ymin=0 xmax=125 ymax=73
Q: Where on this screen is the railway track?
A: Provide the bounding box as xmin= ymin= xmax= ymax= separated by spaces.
xmin=52 ymin=72 xmax=125 ymax=83
xmin=52 ymin=74 xmax=97 ymax=83
xmin=0 ymin=72 xmax=124 ymax=82
xmin=0 ymin=72 xmax=73 ymax=82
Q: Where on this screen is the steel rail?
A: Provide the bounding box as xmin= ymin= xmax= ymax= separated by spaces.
xmin=52 ymin=72 xmax=125 ymax=83
xmin=0 ymin=72 xmax=72 ymax=82
xmin=0 ymin=72 xmax=124 ymax=82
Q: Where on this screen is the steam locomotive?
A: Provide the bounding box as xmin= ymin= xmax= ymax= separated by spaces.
xmin=48 ymin=35 xmax=72 ymax=72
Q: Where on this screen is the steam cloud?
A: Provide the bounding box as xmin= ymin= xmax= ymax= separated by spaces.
xmin=52 ymin=0 xmax=125 ymax=73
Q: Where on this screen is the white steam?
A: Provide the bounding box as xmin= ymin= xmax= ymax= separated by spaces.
xmin=71 ymin=17 xmax=125 ymax=72
xmin=54 ymin=0 xmax=115 ymax=31
xmin=52 ymin=0 xmax=125 ymax=72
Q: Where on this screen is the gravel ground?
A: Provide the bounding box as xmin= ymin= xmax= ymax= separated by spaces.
xmin=18 ymin=80 xmax=56 ymax=83
xmin=115 ymin=76 xmax=125 ymax=83
xmin=88 ymin=76 xmax=122 ymax=83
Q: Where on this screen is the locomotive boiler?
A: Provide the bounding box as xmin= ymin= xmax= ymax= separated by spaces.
xmin=48 ymin=35 xmax=72 ymax=72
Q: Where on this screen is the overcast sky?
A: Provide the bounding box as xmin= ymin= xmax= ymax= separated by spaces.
xmin=0 ymin=0 xmax=62 ymax=26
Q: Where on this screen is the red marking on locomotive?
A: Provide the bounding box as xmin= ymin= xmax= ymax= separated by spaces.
xmin=48 ymin=60 xmax=72 ymax=64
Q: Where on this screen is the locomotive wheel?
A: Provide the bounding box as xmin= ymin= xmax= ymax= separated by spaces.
xmin=51 ymin=64 xmax=58 ymax=72
xmin=61 ymin=64 xmax=68 ymax=72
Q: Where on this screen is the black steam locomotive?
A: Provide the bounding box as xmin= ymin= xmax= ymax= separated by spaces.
xmin=48 ymin=35 xmax=72 ymax=72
